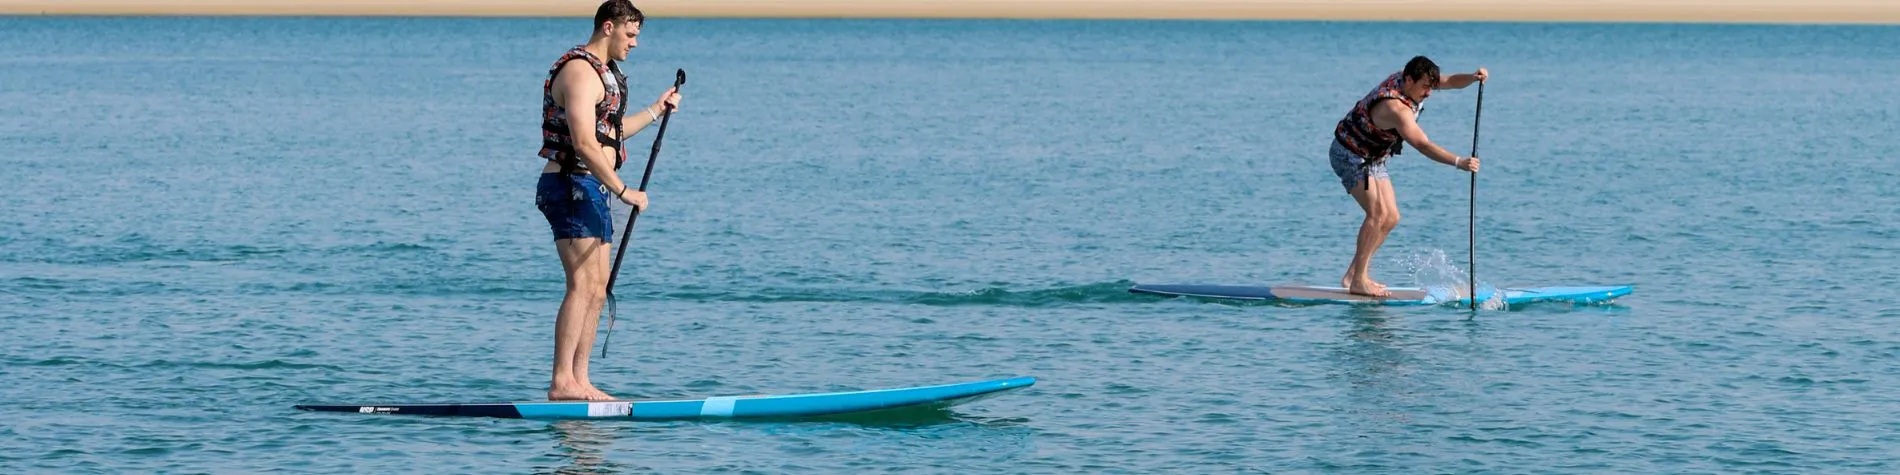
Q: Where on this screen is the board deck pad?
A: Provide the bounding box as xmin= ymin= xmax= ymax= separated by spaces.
xmin=1129 ymin=283 xmax=1631 ymax=306
xmin=1267 ymin=286 xmax=1433 ymax=303
xmin=296 ymin=376 xmax=1035 ymax=420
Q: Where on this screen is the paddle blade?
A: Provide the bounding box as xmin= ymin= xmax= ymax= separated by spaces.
xmin=599 ymin=295 xmax=618 ymax=357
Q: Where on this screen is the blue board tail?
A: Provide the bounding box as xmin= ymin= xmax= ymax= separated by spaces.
xmin=1129 ymin=283 xmax=1631 ymax=306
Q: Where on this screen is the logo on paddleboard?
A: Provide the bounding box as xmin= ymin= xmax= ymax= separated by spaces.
xmin=587 ymin=402 xmax=631 ymax=417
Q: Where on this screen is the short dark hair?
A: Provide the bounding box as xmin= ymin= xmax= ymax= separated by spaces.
xmin=593 ymin=0 xmax=645 ymax=33
xmin=1402 ymin=56 xmax=1440 ymax=87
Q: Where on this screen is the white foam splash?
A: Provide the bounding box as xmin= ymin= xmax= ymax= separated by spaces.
xmin=1392 ymin=249 xmax=1505 ymax=310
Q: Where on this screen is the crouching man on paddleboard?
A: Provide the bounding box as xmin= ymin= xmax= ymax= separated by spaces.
xmin=535 ymin=0 xmax=682 ymax=401
xmin=1330 ymin=56 xmax=1485 ymax=297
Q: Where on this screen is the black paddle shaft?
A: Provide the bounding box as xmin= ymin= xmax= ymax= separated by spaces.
xmin=1469 ymin=80 xmax=1484 ymax=310
xmin=602 ymin=69 xmax=685 ymax=357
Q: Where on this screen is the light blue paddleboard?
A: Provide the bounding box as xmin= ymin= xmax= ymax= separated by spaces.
xmin=1128 ymin=283 xmax=1631 ymax=306
xmin=296 ymin=376 xmax=1035 ymax=420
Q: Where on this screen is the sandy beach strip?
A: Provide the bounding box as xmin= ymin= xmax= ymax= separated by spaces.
xmin=2 ymin=0 xmax=1897 ymax=24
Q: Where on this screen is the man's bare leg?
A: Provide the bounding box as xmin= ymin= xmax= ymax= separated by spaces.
xmin=1344 ymin=177 xmax=1399 ymax=297
xmin=550 ymin=237 xmax=615 ymax=401
xmin=571 ymin=238 xmax=614 ymax=400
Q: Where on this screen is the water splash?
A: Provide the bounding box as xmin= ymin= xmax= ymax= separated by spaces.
xmin=1392 ymin=249 xmax=1505 ymax=310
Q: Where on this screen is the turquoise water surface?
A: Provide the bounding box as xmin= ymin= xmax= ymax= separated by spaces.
xmin=2 ymin=17 xmax=1897 ymax=473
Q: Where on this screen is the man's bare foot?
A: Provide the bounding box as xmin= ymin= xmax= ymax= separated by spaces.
xmin=548 ymin=386 xmax=595 ymax=401
xmin=583 ymin=384 xmax=614 ymax=401
xmin=576 ymin=378 xmax=615 ymax=400
xmin=1348 ymin=279 xmax=1391 ymax=297
xmin=548 ymin=389 xmax=614 ymax=401
xmin=550 ymin=379 xmax=615 ymax=401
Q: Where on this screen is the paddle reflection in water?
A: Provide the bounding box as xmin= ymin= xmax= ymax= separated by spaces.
xmin=1331 ymin=307 xmax=1422 ymax=432
xmin=544 ymin=420 xmax=621 ymax=475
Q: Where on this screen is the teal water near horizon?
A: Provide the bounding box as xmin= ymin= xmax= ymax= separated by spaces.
xmin=2 ymin=17 xmax=1898 ymax=473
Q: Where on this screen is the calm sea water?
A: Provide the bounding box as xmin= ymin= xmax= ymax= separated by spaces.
xmin=2 ymin=17 xmax=1898 ymax=473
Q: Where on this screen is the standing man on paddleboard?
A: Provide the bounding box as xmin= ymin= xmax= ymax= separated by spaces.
xmin=535 ymin=0 xmax=682 ymax=401
xmin=1330 ymin=56 xmax=1484 ymax=297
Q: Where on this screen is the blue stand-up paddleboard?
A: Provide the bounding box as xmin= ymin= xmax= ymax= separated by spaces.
xmin=295 ymin=376 xmax=1035 ymax=420
xmin=1128 ymin=283 xmax=1631 ymax=306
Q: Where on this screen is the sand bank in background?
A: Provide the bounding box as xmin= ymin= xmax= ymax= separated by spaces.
xmin=3 ymin=0 xmax=1898 ymax=24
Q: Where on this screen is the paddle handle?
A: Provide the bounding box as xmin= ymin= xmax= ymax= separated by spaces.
xmin=633 ymin=69 xmax=687 ymax=193
xmin=1468 ymin=80 xmax=1483 ymax=310
xmin=601 ymin=69 xmax=686 ymax=357
xmin=605 ymin=69 xmax=686 ymax=294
